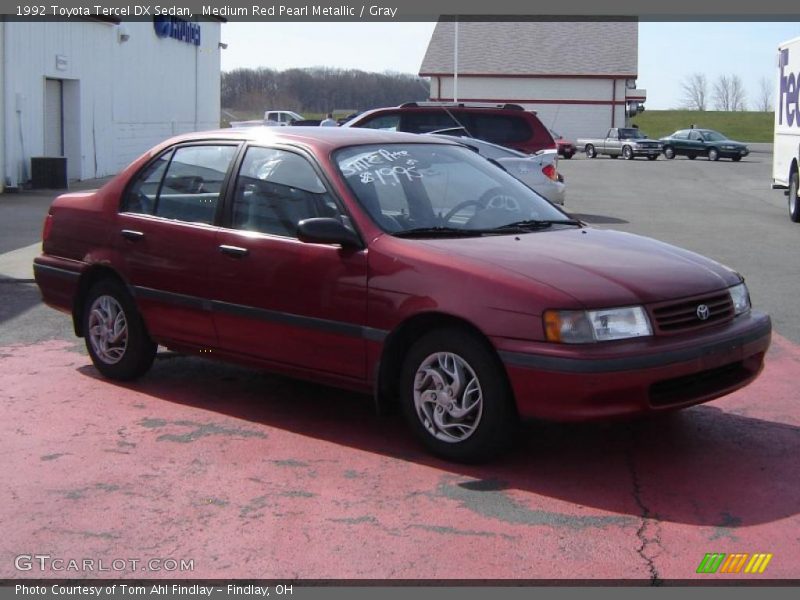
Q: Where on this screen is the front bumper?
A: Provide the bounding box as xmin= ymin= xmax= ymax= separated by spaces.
xmin=632 ymin=146 xmax=663 ymax=157
xmin=495 ymin=311 xmax=771 ymax=421
xmin=722 ymin=147 xmax=749 ymax=158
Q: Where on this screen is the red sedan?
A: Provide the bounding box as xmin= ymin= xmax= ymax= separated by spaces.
xmin=34 ymin=127 xmax=771 ymax=462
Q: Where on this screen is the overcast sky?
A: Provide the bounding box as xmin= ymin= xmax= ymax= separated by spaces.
xmin=220 ymin=22 xmax=799 ymax=110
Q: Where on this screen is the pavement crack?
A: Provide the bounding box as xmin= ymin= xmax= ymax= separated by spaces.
xmin=626 ymin=427 xmax=662 ymax=586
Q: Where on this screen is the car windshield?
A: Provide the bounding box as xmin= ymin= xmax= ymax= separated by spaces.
xmin=700 ymin=131 xmax=727 ymax=142
xmin=334 ymin=143 xmax=573 ymax=236
xmin=618 ymin=128 xmax=646 ymax=139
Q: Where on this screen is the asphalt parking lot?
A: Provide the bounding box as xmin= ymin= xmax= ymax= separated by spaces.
xmin=1 ymin=149 xmax=798 ymax=582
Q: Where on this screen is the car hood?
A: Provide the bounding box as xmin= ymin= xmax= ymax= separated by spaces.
xmin=717 ymin=139 xmax=748 ymax=147
xmin=409 ymin=227 xmax=740 ymax=307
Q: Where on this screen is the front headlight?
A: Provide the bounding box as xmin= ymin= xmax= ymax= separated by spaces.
xmin=544 ymin=306 xmax=653 ymax=344
xmin=729 ymin=283 xmax=751 ymax=316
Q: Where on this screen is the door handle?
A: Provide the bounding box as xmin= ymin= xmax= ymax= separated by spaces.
xmin=219 ymin=245 xmax=249 ymax=258
xmin=121 ymin=229 xmax=144 ymax=241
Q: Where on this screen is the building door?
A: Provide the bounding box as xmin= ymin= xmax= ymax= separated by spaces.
xmin=44 ymin=79 xmax=64 ymax=156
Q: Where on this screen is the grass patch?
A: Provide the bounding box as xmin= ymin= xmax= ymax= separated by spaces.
xmin=632 ymin=110 xmax=774 ymax=143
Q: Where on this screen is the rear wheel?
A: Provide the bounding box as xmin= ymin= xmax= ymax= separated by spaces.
xmin=83 ymin=280 xmax=156 ymax=380
xmin=663 ymin=146 xmax=675 ymax=159
xmin=585 ymin=144 xmax=597 ymax=158
xmin=708 ymin=147 xmax=720 ymax=161
xmin=400 ymin=328 xmax=517 ymax=462
xmin=789 ymin=170 xmax=800 ymax=223
xmin=732 ymin=156 xmax=742 ymax=162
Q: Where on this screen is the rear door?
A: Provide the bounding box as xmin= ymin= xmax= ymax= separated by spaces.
xmin=669 ymin=130 xmax=691 ymax=154
xmin=116 ymin=143 xmax=240 ymax=346
xmin=400 ymin=110 xmax=466 ymax=134
xmin=208 ymin=145 xmax=368 ymax=379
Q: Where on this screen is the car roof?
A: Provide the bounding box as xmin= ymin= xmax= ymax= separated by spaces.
xmin=350 ymin=104 xmax=532 ymax=122
xmin=159 ymin=126 xmax=460 ymax=153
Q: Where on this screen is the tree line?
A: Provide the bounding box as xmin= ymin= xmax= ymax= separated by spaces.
xmin=221 ymin=67 xmax=430 ymax=114
xmin=681 ymin=73 xmax=773 ymax=112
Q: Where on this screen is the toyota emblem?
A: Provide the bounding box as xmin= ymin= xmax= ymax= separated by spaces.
xmin=696 ymin=304 xmax=710 ymax=320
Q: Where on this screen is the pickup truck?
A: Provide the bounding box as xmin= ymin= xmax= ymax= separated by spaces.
xmin=230 ymin=110 xmax=313 ymax=129
xmin=577 ymin=127 xmax=663 ymax=160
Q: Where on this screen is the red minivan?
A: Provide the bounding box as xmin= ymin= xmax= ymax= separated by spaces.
xmin=34 ymin=127 xmax=770 ymax=462
xmin=343 ymin=102 xmax=556 ymax=155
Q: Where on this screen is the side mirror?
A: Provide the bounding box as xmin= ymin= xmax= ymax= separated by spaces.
xmin=297 ymin=218 xmax=362 ymax=248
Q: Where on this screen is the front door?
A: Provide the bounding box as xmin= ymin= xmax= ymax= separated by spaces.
xmin=209 ymin=145 xmax=368 ymax=379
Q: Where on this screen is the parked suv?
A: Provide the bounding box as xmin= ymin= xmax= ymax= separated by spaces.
xmin=344 ymin=102 xmax=555 ymax=154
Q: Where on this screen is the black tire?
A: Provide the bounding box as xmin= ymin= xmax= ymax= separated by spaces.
xmin=708 ymin=147 xmax=720 ymax=161
xmin=647 ymin=155 xmax=658 ymax=161
xmin=82 ymin=279 xmax=156 ymax=380
xmin=622 ymin=145 xmax=634 ymax=160
xmin=585 ymin=144 xmax=597 ymax=158
xmin=563 ymin=152 xmax=574 ymax=160
xmin=732 ymin=156 xmax=742 ymax=162
xmin=663 ymin=146 xmax=675 ymax=159
xmin=399 ymin=328 xmax=518 ymax=462
xmin=688 ymin=154 xmax=697 ymax=160
xmin=789 ymin=170 xmax=800 ymax=223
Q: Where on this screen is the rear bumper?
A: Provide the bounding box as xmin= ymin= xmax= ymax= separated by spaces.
xmin=33 ymin=255 xmax=85 ymax=314
xmin=495 ymin=311 xmax=771 ymax=421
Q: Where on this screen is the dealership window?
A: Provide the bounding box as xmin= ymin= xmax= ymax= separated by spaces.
xmin=123 ymin=145 xmax=238 ymax=224
xmin=231 ymin=147 xmax=340 ymax=238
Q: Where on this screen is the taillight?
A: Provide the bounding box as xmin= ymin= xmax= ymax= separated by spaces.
xmin=542 ymin=164 xmax=558 ymax=181
xmin=42 ymin=214 xmax=53 ymax=242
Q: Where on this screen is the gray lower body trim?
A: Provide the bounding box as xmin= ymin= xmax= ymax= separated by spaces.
xmin=130 ymin=285 xmax=388 ymax=342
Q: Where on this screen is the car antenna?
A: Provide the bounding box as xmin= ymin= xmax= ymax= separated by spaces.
xmin=411 ymin=77 xmax=475 ymax=139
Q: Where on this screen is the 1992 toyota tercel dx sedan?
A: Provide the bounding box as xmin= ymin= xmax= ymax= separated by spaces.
xmin=34 ymin=127 xmax=772 ymax=462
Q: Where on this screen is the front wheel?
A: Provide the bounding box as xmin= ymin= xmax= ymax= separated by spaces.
xmin=400 ymin=329 xmax=517 ymax=462
xmin=789 ymin=170 xmax=800 ymax=223
xmin=585 ymin=144 xmax=597 ymax=158
xmin=663 ymin=146 xmax=675 ymax=159
xmin=708 ymin=147 xmax=720 ymax=161
xmin=83 ymin=280 xmax=157 ymax=380
xmin=622 ymin=145 xmax=634 ymax=160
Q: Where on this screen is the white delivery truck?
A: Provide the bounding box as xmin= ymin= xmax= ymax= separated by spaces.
xmin=773 ymin=36 xmax=800 ymax=222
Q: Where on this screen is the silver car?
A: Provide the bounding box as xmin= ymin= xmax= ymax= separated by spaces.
xmin=431 ymin=134 xmax=566 ymax=205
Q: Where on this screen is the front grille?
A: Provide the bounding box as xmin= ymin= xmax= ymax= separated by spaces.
xmin=650 ymin=292 xmax=734 ymax=334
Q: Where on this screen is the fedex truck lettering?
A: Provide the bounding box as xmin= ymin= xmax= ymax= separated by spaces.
xmin=780 ymin=48 xmax=798 ymax=127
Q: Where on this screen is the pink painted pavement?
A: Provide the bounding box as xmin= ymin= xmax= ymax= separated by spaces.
xmin=1 ymin=335 xmax=798 ymax=581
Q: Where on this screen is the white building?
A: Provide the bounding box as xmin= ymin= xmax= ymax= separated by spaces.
xmin=0 ymin=17 xmax=223 ymax=191
xmin=419 ymin=21 xmax=647 ymax=141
